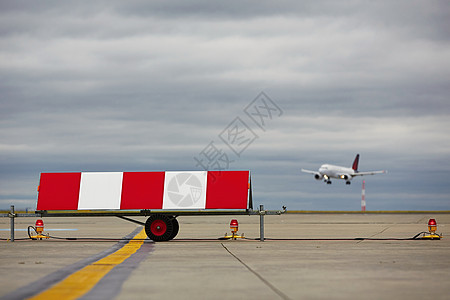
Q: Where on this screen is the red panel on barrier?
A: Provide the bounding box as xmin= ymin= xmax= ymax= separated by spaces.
xmin=206 ymin=171 xmax=249 ymax=209
xmin=36 ymin=171 xmax=250 ymax=211
xmin=120 ymin=172 xmax=165 ymax=209
xmin=37 ymin=173 xmax=81 ymax=210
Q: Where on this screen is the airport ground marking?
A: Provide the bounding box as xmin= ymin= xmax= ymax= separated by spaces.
xmin=28 ymin=228 xmax=148 ymax=300
xmin=221 ymin=243 xmax=291 ymax=300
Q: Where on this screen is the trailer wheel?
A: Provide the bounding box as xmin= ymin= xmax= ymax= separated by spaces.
xmin=169 ymin=218 xmax=179 ymax=240
xmin=145 ymin=214 xmax=174 ymax=242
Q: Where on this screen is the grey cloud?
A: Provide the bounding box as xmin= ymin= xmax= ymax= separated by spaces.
xmin=1 ymin=1 xmax=449 ymax=210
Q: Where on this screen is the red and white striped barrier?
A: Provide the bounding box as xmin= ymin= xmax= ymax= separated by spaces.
xmin=37 ymin=171 xmax=250 ymax=211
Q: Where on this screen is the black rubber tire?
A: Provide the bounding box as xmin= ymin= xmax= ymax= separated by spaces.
xmin=145 ymin=214 xmax=174 ymax=242
xmin=168 ymin=218 xmax=179 ymax=240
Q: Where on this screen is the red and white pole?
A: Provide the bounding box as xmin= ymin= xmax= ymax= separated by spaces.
xmin=361 ymin=180 xmax=366 ymax=212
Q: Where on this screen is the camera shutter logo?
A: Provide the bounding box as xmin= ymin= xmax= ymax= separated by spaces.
xmin=166 ymin=173 xmax=204 ymax=207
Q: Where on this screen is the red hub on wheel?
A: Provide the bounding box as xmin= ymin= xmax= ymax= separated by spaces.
xmin=145 ymin=214 xmax=176 ymax=242
xmin=150 ymin=220 xmax=167 ymax=236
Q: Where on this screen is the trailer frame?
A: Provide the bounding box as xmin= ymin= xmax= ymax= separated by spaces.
xmin=2 ymin=205 xmax=286 ymax=242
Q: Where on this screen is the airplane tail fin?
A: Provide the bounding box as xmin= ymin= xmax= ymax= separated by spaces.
xmin=352 ymin=154 xmax=360 ymax=171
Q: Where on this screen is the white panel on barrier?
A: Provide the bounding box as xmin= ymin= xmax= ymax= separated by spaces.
xmin=78 ymin=172 xmax=123 ymax=210
xmin=163 ymin=171 xmax=207 ymax=209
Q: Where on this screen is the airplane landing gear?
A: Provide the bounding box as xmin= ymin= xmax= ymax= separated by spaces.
xmin=346 ymin=181 xmax=351 ymax=185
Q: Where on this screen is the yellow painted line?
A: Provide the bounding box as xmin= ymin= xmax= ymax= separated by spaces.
xmin=29 ymin=228 xmax=148 ymax=300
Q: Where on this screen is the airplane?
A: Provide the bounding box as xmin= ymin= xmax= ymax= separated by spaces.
xmin=301 ymin=154 xmax=386 ymax=185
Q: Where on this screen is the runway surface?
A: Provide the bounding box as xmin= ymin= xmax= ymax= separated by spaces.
xmin=1 ymin=213 xmax=449 ymax=299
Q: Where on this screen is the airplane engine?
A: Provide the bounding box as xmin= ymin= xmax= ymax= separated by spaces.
xmin=314 ymin=173 xmax=323 ymax=180
xmin=340 ymin=174 xmax=349 ymax=180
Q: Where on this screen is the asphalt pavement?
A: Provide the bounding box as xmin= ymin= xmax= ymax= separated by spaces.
xmin=1 ymin=213 xmax=449 ymax=299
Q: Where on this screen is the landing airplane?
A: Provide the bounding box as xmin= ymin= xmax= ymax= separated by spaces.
xmin=301 ymin=154 xmax=386 ymax=185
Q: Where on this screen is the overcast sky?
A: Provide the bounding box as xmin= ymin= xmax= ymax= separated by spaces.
xmin=1 ymin=0 xmax=449 ymax=211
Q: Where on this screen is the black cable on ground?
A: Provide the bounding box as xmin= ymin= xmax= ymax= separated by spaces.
xmin=28 ymin=226 xmax=37 ymax=240
xmin=243 ymin=231 xmax=433 ymax=241
xmin=47 ymin=235 xmax=150 ymax=241
xmin=412 ymin=231 xmax=429 ymax=239
xmin=2 ymin=230 xmax=435 ymax=242
xmin=0 ymin=227 xmax=150 ymax=242
xmin=22 ymin=225 xmax=149 ymax=241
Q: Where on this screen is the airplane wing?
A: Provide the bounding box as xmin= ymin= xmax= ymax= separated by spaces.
xmin=352 ymin=170 xmax=387 ymax=176
xmin=301 ymin=169 xmax=318 ymax=174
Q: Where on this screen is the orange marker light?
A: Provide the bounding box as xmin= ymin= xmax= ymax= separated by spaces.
xmin=35 ymin=219 xmax=44 ymax=234
xmin=230 ymin=219 xmax=239 ymax=233
xmin=428 ymin=219 xmax=437 ymax=234
xmin=223 ymin=219 xmax=244 ymax=240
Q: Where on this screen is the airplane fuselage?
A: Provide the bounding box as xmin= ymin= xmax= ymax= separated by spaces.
xmin=301 ymin=154 xmax=386 ymax=185
xmin=318 ymin=164 xmax=355 ymax=179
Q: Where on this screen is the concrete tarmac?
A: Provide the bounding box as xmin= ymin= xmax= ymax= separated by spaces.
xmin=1 ymin=213 xmax=449 ymax=299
